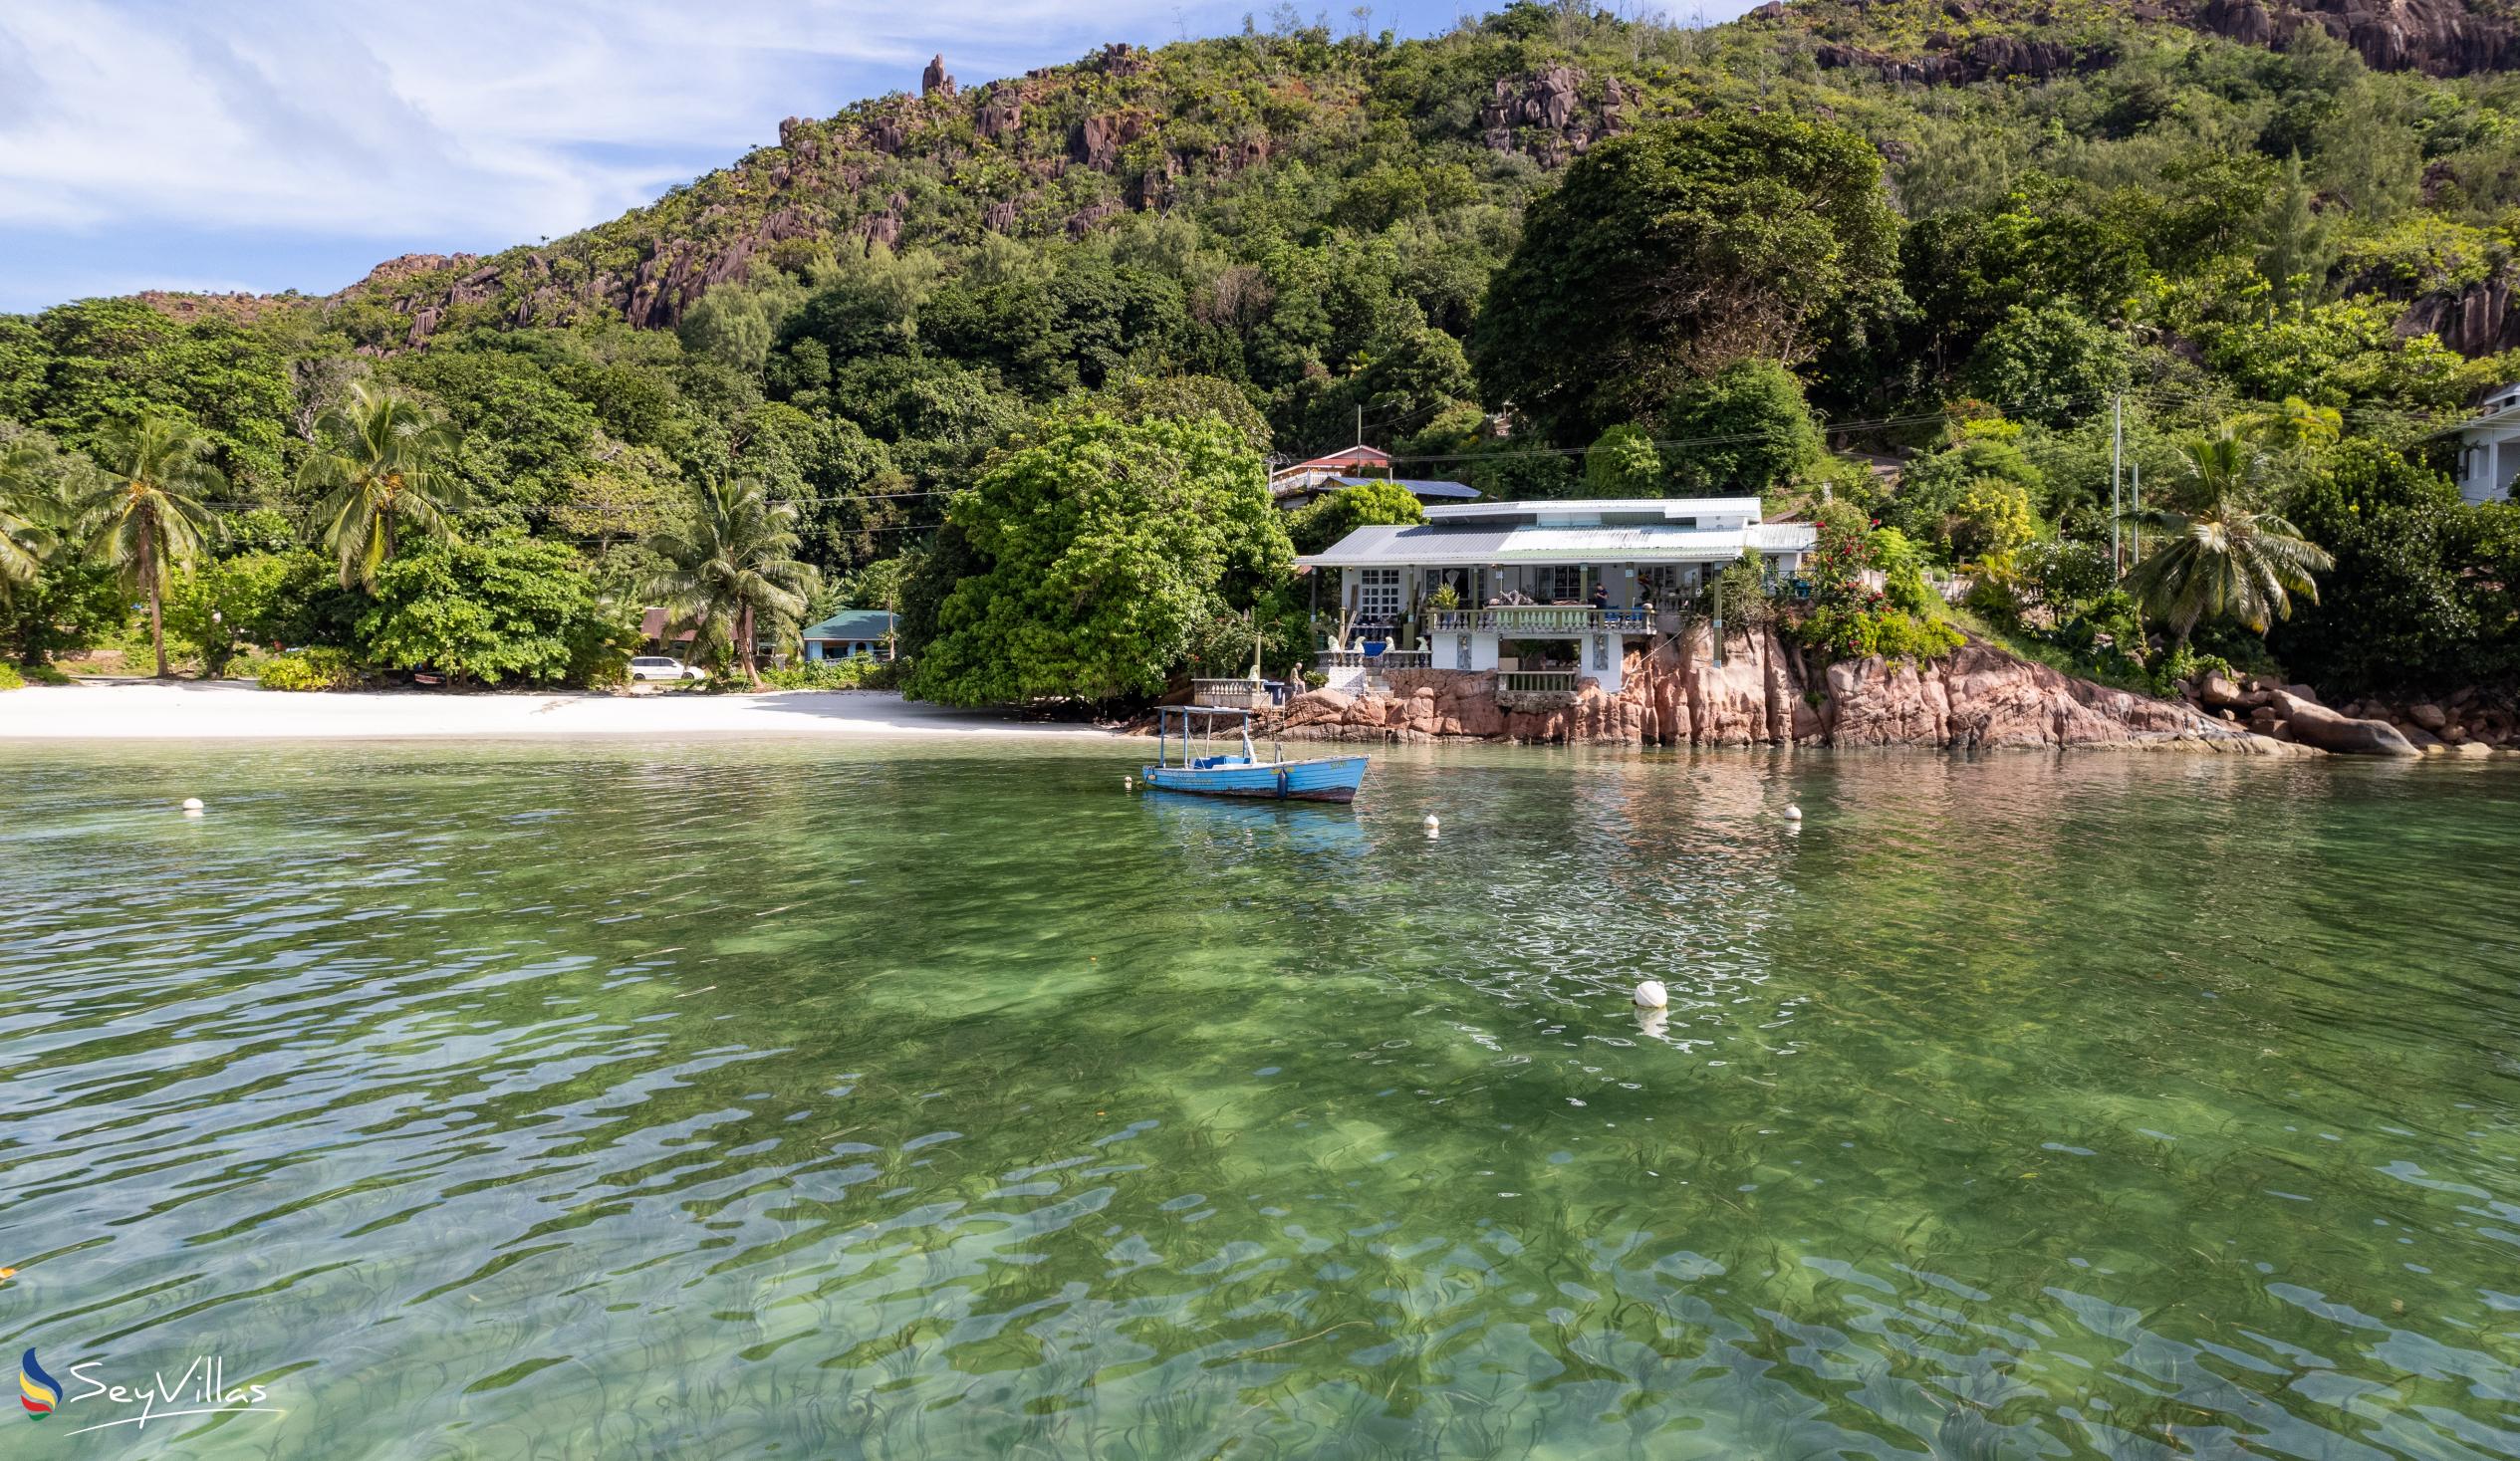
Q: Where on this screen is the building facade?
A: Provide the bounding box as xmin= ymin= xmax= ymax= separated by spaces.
xmin=1295 ymin=498 xmax=1816 ymax=694
xmin=800 ymin=609 xmax=896 ymax=661
xmin=2455 ymin=383 xmax=2520 ymax=504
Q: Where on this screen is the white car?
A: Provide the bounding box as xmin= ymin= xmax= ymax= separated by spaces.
xmin=630 ymin=655 xmax=706 ymax=683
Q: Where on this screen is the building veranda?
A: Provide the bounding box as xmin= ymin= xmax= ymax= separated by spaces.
xmin=1295 ymin=498 xmax=1817 ymax=697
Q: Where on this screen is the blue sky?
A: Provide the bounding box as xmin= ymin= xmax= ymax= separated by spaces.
xmin=0 ymin=0 xmax=1754 ymax=316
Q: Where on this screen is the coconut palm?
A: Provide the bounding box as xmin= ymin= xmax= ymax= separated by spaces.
xmin=2120 ymin=428 xmax=2332 ymax=643
xmin=644 ymin=477 xmax=816 ymax=687
xmin=2238 ymin=395 xmax=2343 ymax=450
xmin=0 ymin=440 xmax=54 ymax=591
xmin=81 ymin=415 xmax=224 ymax=677
xmin=300 ymin=381 xmax=463 ymax=590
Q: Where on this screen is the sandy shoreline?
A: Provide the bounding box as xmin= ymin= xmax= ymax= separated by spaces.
xmin=0 ymin=682 xmax=1121 ymax=741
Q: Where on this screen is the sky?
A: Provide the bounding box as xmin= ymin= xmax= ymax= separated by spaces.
xmin=0 ymin=0 xmax=1753 ymax=316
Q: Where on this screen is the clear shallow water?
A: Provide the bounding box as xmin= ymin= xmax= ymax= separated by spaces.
xmin=2 ymin=740 xmax=2518 ymax=1460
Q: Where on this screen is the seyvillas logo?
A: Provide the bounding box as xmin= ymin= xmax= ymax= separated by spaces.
xmin=19 ymin=1348 xmax=59 ymax=1418
xmin=15 ymin=1350 xmax=277 ymax=1436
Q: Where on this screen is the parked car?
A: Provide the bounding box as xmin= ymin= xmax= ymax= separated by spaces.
xmin=630 ymin=656 xmax=706 ymax=683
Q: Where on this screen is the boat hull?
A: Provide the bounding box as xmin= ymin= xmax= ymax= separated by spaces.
xmin=1141 ymin=756 xmax=1368 ymax=803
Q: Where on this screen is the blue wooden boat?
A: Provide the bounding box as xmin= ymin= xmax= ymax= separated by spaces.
xmin=1143 ymin=706 xmax=1368 ymax=804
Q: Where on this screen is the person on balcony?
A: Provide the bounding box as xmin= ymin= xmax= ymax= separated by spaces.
xmin=1590 ymin=582 xmax=1611 ymax=615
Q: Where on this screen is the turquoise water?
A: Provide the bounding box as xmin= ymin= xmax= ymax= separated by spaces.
xmin=2 ymin=740 xmax=2517 ymax=1459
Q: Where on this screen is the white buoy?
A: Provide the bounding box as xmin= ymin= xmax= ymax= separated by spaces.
xmin=181 ymin=798 xmax=204 ymax=816
xmin=1124 ymin=777 xmax=1134 ymax=791
xmin=1784 ymin=804 xmax=1803 ymax=822
xmin=1634 ymin=979 xmax=1668 ymax=1008
xmin=1423 ymin=813 xmax=1439 ymax=831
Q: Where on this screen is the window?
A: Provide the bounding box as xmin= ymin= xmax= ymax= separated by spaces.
xmin=1542 ymin=565 xmax=1585 ymax=602
xmin=1638 ymin=565 xmax=1687 ymax=603
xmin=1358 ymin=568 xmax=1401 ymax=621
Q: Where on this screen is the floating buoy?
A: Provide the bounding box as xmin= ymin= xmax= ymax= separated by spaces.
xmin=1784 ymin=804 xmax=1802 ymax=822
xmin=181 ymin=798 xmax=204 ymax=817
xmin=1124 ymin=776 xmax=1134 ymax=791
xmin=1634 ymin=979 xmax=1668 ymax=1008
xmin=1423 ymin=813 xmax=1440 ymax=838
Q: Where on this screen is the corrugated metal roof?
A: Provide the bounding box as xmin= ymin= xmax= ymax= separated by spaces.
xmin=1295 ymin=521 xmax=1815 ymax=568
xmin=802 ymin=609 xmax=896 ymax=640
xmin=1749 ymin=523 xmax=1820 ymax=551
xmin=1422 ymin=497 xmax=1763 ymax=522
xmin=1327 ymin=475 xmax=1480 ymax=499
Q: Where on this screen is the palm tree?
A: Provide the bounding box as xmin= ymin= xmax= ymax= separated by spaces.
xmin=81 ymin=416 xmax=224 ymax=677
xmin=0 ymin=441 xmax=54 ymax=593
xmin=300 ymin=381 xmax=462 ymax=590
xmin=2121 ymin=428 xmax=2333 ymax=644
xmin=644 ymin=478 xmax=816 ymax=687
xmin=2238 ymin=395 xmax=2343 ymax=450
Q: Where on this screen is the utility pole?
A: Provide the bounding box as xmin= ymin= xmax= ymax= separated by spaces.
xmin=2110 ymin=393 xmax=2124 ymax=575
xmin=2131 ymin=457 xmax=2142 ymax=565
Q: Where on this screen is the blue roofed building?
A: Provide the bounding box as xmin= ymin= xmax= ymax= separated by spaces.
xmin=799 ymin=609 xmax=896 ymax=662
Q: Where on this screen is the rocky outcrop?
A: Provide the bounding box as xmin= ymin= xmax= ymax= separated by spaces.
xmin=1280 ymin=626 xmax=2301 ymax=752
xmin=2194 ymin=673 xmax=2518 ymax=754
xmin=2190 ymin=0 xmax=2520 ymax=73
xmin=1782 ymin=0 xmax=2518 ymax=83
xmin=1814 ymin=35 xmax=2102 ymax=84
xmin=1476 ymin=66 xmax=1632 ymax=163
xmin=921 ymin=55 xmax=957 ymax=98
xmin=2385 ymin=275 xmax=2520 ymax=357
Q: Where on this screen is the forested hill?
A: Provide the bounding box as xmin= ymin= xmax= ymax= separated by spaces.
xmin=161 ymin=0 xmax=2520 ymax=359
xmin=10 ymin=0 xmax=2520 ymax=700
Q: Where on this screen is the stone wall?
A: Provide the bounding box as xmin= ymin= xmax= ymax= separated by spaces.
xmin=1278 ymin=622 xmax=2307 ymax=753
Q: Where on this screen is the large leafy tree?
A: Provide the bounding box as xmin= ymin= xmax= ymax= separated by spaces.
xmin=80 ymin=414 xmax=224 ymax=677
xmin=1658 ymin=360 xmax=1828 ymax=497
xmin=904 ymin=410 xmax=1290 ymax=707
xmin=2270 ymin=441 xmax=2520 ymax=691
xmin=0 ymin=439 xmax=53 ymax=592
xmin=1471 ymin=114 xmax=1900 ymax=444
xmin=645 ymin=477 xmax=817 ymax=687
xmin=1286 ymin=479 xmax=1425 ymax=555
xmin=2121 ymin=428 xmax=2332 ymax=643
xmin=300 ymin=381 xmax=465 ymax=590
xmin=360 ymin=538 xmax=632 ymax=686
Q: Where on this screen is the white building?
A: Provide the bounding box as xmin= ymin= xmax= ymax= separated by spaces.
xmin=2454 ymin=382 xmax=2520 ymax=504
xmin=1295 ymin=497 xmax=1816 ymax=695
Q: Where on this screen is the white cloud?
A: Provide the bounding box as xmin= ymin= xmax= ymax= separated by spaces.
xmin=0 ymin=0 xmax=1756 ymax=307
xmin=0 ymin=0 xmax=1225 ymax=248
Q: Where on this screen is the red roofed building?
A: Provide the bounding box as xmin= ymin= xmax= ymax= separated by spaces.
xmin=1268 ymin=443 xmax=1394 ymax=501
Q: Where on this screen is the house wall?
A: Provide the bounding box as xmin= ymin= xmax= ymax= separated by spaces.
xmin=2457 ymin=427 xmax=2520 ymax=504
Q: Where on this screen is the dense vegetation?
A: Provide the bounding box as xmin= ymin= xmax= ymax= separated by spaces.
xmin=5 ymin=0 xmax=2520 ymax=699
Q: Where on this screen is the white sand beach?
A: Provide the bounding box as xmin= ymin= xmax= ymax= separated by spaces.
xmin=0 ymin=682 xmax=1120 ymax=741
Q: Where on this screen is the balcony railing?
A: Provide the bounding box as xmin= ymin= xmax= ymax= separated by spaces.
xmin=1429 ymin=607 xmax=1655 ymax=634
xmin=1190 ymin=678 xmax=1274 ymax=709
xmin=1499 ymin=669 xmax=1579 ymax=695
xmin=1317 ymin=649 xmax=1430 ymax=670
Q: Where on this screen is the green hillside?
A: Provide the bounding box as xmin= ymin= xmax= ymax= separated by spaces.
xmin=5 ymin=0 xmax=2520 ymax=700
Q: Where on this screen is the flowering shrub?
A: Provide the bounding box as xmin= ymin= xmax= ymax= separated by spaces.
xmin=1786 ymin=499 xmax=1963 ymax=666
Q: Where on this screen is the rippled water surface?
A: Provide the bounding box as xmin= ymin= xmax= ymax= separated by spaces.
xmin=4 ymin=739 xmax=2519 ymax=1459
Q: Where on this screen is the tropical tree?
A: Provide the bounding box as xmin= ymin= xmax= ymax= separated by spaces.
xmin=300 ymin=381 xmax=463 ymax=590
xmin=644 ymin=477 xmax=816 ymax=687
xmin=2238 ymin=394 xmax=2344 ymax=449
xmin=0 ymin=440 xmax=53 ymax=592
xmin=2121 ymin=428 xmax=2333 ymax=643
xmin=1471 ymin=114 xmax=1900 ymax=443
xmin=80 ymin=415 xmax=224 ymax=676
xmin=903 ymin=409 xmax=1290 ymax=708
